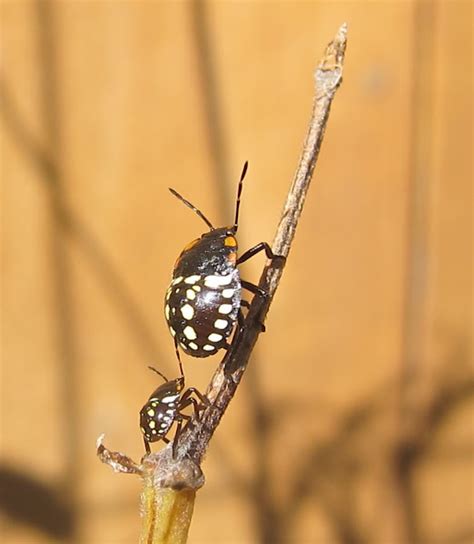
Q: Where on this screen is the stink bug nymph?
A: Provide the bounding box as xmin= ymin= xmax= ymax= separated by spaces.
xmin=139 ymin=361 xmax=208 ymax=456
xmin=164 ymin=162 xmax=284 ymax=358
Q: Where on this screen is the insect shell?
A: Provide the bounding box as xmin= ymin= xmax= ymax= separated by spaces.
xmin=139 ymin=364 xmax=208 ymax=455
xmin=164 ymin=164 xmax=249 ymax=358
xmin=165 ymin=228 xmax=241 ymax=358
xmin=139 ymin=371 xmax=184 ymax=453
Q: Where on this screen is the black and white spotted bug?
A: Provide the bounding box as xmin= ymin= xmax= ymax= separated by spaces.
xmin=139 ymin=361 xmax=208 ymax=456
xmin=164 ymin=162 xmax=284 ymax=358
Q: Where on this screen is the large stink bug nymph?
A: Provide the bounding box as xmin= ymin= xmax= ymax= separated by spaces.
xmin=164 ymin=162 xmax=284 ymax=358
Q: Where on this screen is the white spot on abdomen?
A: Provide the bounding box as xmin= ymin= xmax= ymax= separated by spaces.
xmin=218 ymin=304 xmax=233 ymax=315
xmin=184 ymin=275 xmax=201 ymax=284
xmin=181 ymin=304 xmax=194 ymax=320
xmin=162 ymin=394 xmax=179 ymax=403
xmin=204 ymin=274 xmax=233 ymax=288
xmin=214 ymin=319 xmax=228 ymax=330
xmin=183 ymin=325 xmax=197 ymax=340
xmin=222 ymin=288 xmax=234 ymax=298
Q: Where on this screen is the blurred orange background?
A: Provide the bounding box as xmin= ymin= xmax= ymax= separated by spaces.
xmin=1 ymin=1 xmax=472 ymax=543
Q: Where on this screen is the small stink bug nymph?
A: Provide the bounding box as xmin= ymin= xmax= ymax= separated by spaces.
xmin=139 ymin=360 xmax=208 ymax=456
xmin=164 ymin=162 xmax=284 ymax=358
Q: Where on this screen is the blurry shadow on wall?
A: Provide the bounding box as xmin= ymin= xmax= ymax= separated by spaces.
xmin=1 ymin=1 xmax=163 ymax=540
xmin=248 ymin=347 xmax=473 ymax=544
xmin=0 ymin=467 xmax=74 ymax=539
xmin=0 ymin=79 xmax=166 ymax=367
xmin=190 ymin=0 xmax=232 ymax=219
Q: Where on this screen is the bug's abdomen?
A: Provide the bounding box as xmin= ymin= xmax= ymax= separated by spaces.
xmin=140 ymin=398 xmax=177 ymax=443
xmin=165 ymin=271 xmax=241 ymax=357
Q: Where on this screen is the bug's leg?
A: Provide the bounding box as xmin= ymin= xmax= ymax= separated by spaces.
xmin=257 ymin=319 xmax=266 ymax=333
xmin=143 ymin=436 xmax=170 ymax=460
xmin=181 ymin=388 xmax=210 ymax=410
xmin=174 ymin=414 xmax=195 ymax=454
xmin=240 ymin=281 xmax=269 ymax=331
xmin=238 ymin=303 xmax=265 ymax=332
xmin=237 ymin=242 xmax=285 ymax=266
xmin=177 ymin=394 xmax=208 ymax=428
xmin=187 ymin=388 xmax=210 ymax=408
xmin=178 ymin=413 xmax=193 ymax=436
xmin=241 ymin=280 xmax=267 ymax=298
xmin=172 ymin=419 xmax=183 ymax=458
xmin=179 ymin=392 xmax=193 ymax=406
xmin=179 ymin=413 xmax=194 ymax=434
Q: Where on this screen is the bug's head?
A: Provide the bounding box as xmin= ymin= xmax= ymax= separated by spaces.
xmin=198 ymin=227 xmax=239 ymax=268
xmin=173 ymin=226 xmax=239 ymax=275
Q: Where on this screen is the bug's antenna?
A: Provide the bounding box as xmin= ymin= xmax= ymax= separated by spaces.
xmin=148 ymin=366 xmax=169 ymax=383
xmin=233 ymin=161 xmax=248 ymax=233
xmin=169 ymin=188 xmax=215 ymax=231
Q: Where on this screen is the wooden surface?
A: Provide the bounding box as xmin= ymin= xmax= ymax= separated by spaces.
xmin=1 ymin=1 xmax=472 ymax=543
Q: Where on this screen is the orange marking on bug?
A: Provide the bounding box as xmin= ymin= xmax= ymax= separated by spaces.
xmin=227 ymin=252 xmax=237 ymax=264
xmin=224 ymin=236 xmax=237 ymax=247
